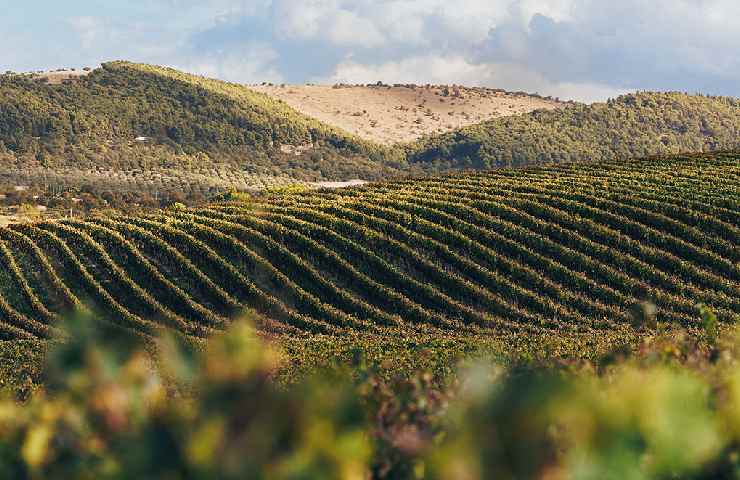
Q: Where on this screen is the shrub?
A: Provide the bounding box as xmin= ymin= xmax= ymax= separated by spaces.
xmin=0 ymin=314 xmax=371 ymax=479
xmin=2 ymin=310 xmax=740 ymax=479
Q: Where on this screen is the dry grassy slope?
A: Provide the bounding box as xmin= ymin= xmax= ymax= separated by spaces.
xmin=37 ymin=70 xmax=92 ymax=85
xmin=249 ymin=84 xmax=565 ymax=145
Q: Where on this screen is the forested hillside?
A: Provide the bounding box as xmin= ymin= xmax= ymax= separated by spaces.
xmin=0 ymin=62 xmax=401 ymax=193
xmin=0 ymin=152 xmax=736 ymax=344
xmin=0 ymin=61 xmax=388 ymax=158
xmin=408 ymin=92 xmax=740 ymax=169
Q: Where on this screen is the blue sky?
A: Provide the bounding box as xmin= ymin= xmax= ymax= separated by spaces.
xmin=2 ymin=0 xmax=739 ymax=102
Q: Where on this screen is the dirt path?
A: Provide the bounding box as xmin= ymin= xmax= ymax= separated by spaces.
xmin=0 ymin=215 xmax=17 ymax=227
xmin=250 ymin=84 xmax=565 ymax=145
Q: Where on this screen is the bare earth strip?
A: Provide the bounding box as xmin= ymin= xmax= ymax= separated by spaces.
xmin=36 ymin=70 xmax=92 ymax=84
xmin=249 ymin=84 xmax=565 ymax=145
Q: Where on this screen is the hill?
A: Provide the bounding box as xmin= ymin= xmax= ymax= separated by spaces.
xmin=0 ymin=152 xmax=736 ymax=346
xmin=408 ymin=92 xmax=740 ymax=169
xmin=249 ymin=83 xmax=564 ymax=144
xmin=0 ymin=61 xmax=401 ymax=204
xmin=0 ymin=62 xmax=386 ymax=159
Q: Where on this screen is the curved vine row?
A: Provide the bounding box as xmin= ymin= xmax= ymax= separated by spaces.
xmin=0 ymin=153 xmax=736 ymax=339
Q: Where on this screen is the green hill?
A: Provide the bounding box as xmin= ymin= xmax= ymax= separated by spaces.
xmin=0 ymin=62 xmax=401 ymax=197
xmin=0 ymin=152 xmax=736 ymax=344
xmin=408 ymin=92 xmax=740 ymax=170
xmin=2 ymin=62 xmax=390 ymax=155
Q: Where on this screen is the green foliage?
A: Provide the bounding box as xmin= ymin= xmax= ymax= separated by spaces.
xmin=0 ymin=340 xmax=45 ymax=399
xmin=698 ymin=303 xmax=720 ymax=343
xmin=0 ymin=153 xmax=735 ymax=344
xmin=425 ymin=330 xmax=740 ymax=480
xmin=264 ymin=184 xmax=313 ymax=195
xmin=0 ymin=62 xmax=384 ymax=157
xmin=0 ymin=62 xmax=404 ymax=200
xmin=0 ymin=314 xmax=371 ymax=479
xmin=409 ymin=92 xmax=740 ymax=169
xmin=2 ymin=314 xmax=740 ymax=478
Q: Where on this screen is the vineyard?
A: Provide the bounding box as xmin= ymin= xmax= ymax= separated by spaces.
xmin=0 ymin=152 xmax=737 ymax=343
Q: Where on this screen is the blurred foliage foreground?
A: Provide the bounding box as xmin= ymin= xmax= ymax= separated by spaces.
xmin=1 ymin=311 xmax=740 ymax=480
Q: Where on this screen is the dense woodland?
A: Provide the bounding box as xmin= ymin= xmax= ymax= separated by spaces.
xmin=0 ymin=62 xmax=389 ymax=158
xmin=0 ymin=62 xmax=404 ymax=191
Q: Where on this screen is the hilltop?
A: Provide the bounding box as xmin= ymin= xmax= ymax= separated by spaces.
xmin=0 ymin=62 xmax=381 ymax=159
xmin=249 ymin=83 xmax=564 ymax=144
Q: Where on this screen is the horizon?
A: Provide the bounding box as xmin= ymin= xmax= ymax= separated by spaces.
xmin=3 ymin=1 xmax=739 ymax=103
xmin=12 ymin=62 xmax=740 ymax=107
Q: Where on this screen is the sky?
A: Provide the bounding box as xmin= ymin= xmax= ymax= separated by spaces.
xmin=2 ymin=0 xmax=739 ymax=102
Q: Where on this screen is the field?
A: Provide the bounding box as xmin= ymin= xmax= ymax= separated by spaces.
xmin=0 ymin=152 xmax=735 ymax=347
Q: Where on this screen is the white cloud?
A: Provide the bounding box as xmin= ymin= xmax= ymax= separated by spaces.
xmin=67 ymin=16 xmax=107 ymax=49
xmin=479 ymin=0 xmax=740 ymax=93
xmin=272 ymin=0 xmax=330 ymax=40
xmin=271 ymin=0 xmax=385 ymax=47
xmin=327 ymin=10 xmax=385 ymax=47
xmin=523 ymin=80 xmax=630 ymax=104
xmin=5 ymin=0 xmax=740 ymax=100
xmin=176 ymin=43 xmax=284 ymax=84
xmin=324 ymin=55 xmax=490 ymax=86
xmin=374 ymin=0 xmax=505 ymax=46
xmin=517 ymin=0 xmax=575 ymax=27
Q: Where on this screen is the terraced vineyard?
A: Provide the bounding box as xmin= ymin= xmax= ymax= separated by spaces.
xmin=0 ymin=153 xmax=737 ymax=343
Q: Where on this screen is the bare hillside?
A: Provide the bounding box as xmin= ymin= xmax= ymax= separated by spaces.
xmin=249 ymin=84 xmax=565 ymax=144
xmin=36 ymin=69 xmax=92 ymax=84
